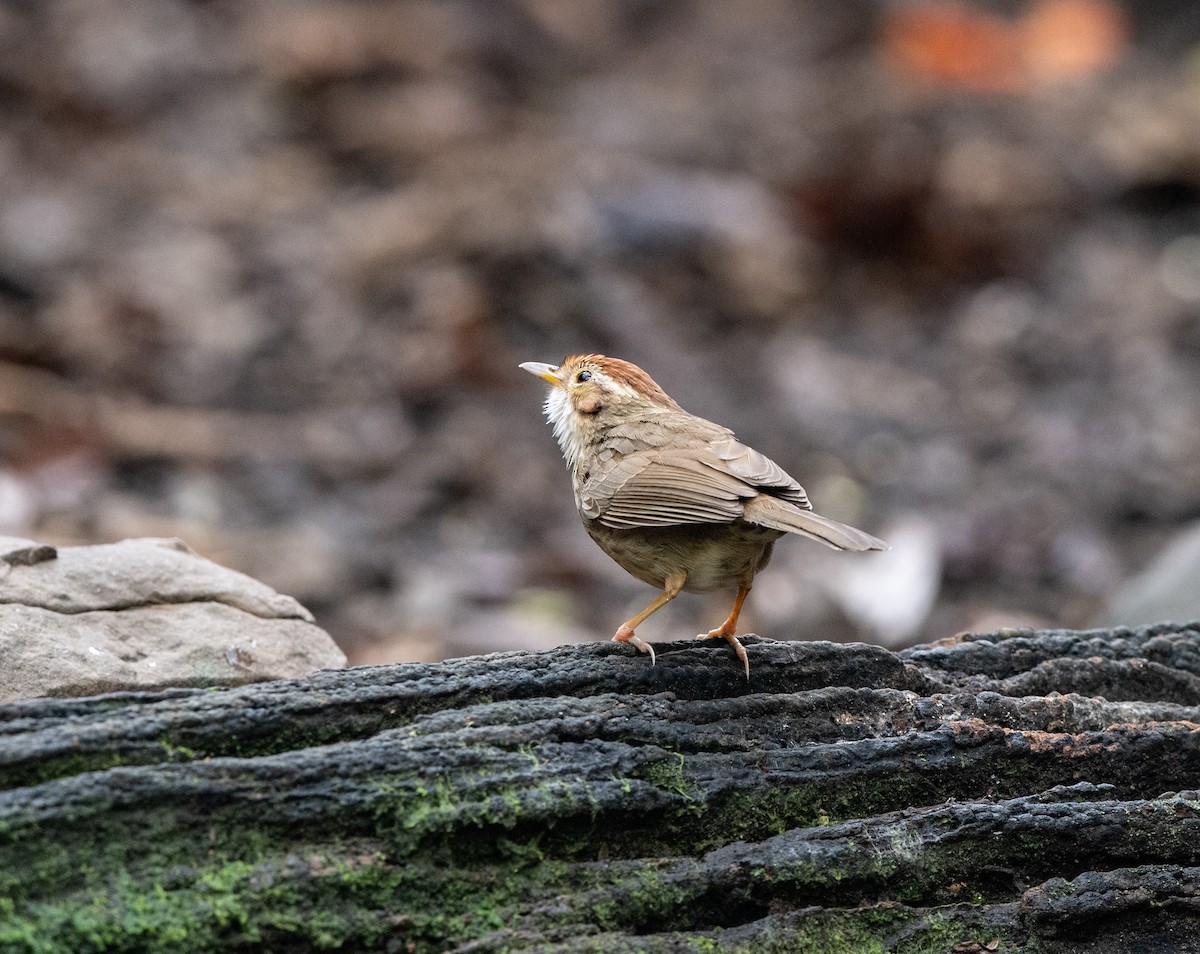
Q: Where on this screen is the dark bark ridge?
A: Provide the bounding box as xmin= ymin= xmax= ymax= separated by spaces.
xmin=1 ymin=622 xmax=1199 ymax=952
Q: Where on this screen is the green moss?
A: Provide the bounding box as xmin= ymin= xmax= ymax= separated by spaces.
xmin=0 ymin=753 xmax=130 ymax=792
xmin=542 ymin=906 xmax=987 ymax=954
xmin=719 ymin=908 xmax=974 ymax=954
xmin=0 ymin=787 xmax=1021 ymax=954
xmin=1 ymin=824 xmax=579 ymax=954
xmin=680 ymin=770 xmax=937 ymax=857
xmin=0 ymin=720 xmax=1038 ymax=953
xmin=157 ymin=740 xmax=199 ymax=762
xmin=631 ymin=750 xmax=703 ymax=809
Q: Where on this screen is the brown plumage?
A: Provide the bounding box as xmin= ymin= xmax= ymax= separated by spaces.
xmin=520 ymin=354 xmax=888 ymax=677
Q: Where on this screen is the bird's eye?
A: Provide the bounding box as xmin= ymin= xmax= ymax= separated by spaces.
xmin=576 ymin=370 xmax=592 ymax=383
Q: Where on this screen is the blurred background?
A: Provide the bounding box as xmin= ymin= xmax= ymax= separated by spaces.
xmin=1 ymin=0 xmax=1199 ymax=664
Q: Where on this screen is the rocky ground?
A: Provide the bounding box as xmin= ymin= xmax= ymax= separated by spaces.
xmin=1 ymin=1 xmax=1198 ymax=664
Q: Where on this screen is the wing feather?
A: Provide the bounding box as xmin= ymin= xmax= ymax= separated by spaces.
xmin=580 ymin=448 xmax=746 ymax=528
xmin=582 ymin=439 xmax=812 ymax=529
xmin=577 ymin=435 xmax=884 ymax=551
xmin=710 ymin=438 xmax=812 ymax=510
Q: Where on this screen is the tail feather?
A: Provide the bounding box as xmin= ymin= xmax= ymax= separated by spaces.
xmin=744 ymin=496 xmax=888 ymax=552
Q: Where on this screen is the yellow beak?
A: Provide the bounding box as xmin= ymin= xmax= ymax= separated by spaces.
xmin=519 ymin=361 xmax=561 ymax=386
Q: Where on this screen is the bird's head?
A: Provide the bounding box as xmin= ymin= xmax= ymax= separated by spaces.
xmin=519 ymin=354 xmax=679 ymax=466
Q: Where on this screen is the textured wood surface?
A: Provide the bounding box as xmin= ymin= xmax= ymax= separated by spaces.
xmin=2 ymin=623 xmax=1199 ymax=952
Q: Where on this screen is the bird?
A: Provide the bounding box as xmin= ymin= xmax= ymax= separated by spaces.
xmin=520 ymin=354 xmax=888 ymax=677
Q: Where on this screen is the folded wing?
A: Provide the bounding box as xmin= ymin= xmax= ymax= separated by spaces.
xmin=579 ymin=438 xmax=886 ymax=552
xmin=578 ymin=447 xmax=746 ymax=528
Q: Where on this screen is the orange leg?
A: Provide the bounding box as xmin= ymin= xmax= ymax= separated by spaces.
xmin=612 ymin=571 xmax=686 ymax=666
xmin=697 ymin=582 xmax=752 ymax=679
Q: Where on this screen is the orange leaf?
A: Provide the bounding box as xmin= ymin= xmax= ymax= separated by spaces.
xmin=883 ymin=2 xmax=1025 ymax=93
xmin=1020 ymin=0 xmax=1128 ymax=84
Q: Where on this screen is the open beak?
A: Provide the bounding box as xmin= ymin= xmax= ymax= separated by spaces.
xmin=519 ymin=361 xmax=561 ymax=386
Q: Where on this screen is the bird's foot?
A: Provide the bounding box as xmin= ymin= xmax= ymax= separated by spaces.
xmin=696 ymin=626 xmax=750 ymax=680
xmin=613 ymin=625 xmax=656 ymax=666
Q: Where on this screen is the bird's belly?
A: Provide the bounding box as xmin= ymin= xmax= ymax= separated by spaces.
xmin=584 ymin=520 xmax=782 ymax=593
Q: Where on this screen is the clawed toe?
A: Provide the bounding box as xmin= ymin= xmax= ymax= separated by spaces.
xmin=611 ymin=619 xmax=750 ymax=677
xmin=696 ymin=628 xmax=750 ymax=679
xmin=612 ymin=626 xmax=656 ymax=666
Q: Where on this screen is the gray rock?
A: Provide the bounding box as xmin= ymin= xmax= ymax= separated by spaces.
xmin=0 ymin=537 xmax=345 ymax=703
xmin=0 ymin=536 xmax=311 ymax=619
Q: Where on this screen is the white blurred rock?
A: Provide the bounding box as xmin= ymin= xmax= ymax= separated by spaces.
xmin=1101 ymin=520 xmax=1200 ymax=627
xmin=0 ymin=473 xmax=35 ymax=534
xmin=818 ymin=514 xmax=942 ymax=647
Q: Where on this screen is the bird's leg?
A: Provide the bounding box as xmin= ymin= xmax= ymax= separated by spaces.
xmin=697 ymin=582 xmax=752 ymax=679
xmin=612 ymin=571 xmax=686 ymax=666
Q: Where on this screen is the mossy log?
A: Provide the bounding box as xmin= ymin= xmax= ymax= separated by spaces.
xmin=2 ymin=622 xmax=1200 ymax=953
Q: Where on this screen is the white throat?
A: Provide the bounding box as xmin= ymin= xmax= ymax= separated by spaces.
xmin=543 ymin=388 xmax=585 ymax=469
